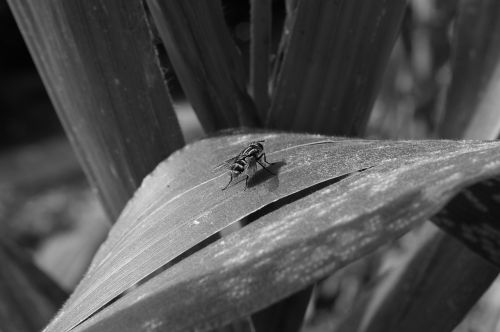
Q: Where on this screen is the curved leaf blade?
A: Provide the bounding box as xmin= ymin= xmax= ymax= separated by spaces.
xmin=44 ymin=134 xmax=500 ymax=331
xmin=74 ymin=138 xmax=500 ymax=332
xmin=43 ymin=133 xmax=370 ymax=331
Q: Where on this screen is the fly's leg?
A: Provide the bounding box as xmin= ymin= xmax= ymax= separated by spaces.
xmin=244 ymin=174 xmax=250 ymax=190
xmin=223 ymin=171 xmax=249 ymax=190
xmin=257 ymin=160 xmax=275 ymax=175
xmin=260 ymin=153 xmax=274 ymax=166
xmin=222 ymin=172 xmax=235 ymax=190
xmin=257 ymin=153 xmax=275 ymax=175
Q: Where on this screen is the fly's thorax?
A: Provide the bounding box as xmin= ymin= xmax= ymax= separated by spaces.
xmin=241 ymin=147 xmax=257 ymax=157
xmin=241 ymin=142 xmax=263 ymax=158
xmin=249 ymin=141 xmax=264 ymax=149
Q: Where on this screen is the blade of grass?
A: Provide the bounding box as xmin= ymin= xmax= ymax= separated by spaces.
xmin=268 ymin=0 xmax=407 ymax=136
xmin=43 ymin=134 xmax=500 ymax=332
xmin=7 ymin=0 xmax=185 ymax=220
xmin=250 ymin=0 xmax=272 ymax=121
xmin=146 ymin=0 xmax=259 ymax=131
xmin=70 ymin=139 xmax=500 ymax=332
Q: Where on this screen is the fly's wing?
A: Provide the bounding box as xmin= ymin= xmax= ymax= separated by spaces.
xmin=212 ymin=156 xmax=238 ymax=172
xmin=244 ymin=157 xmax=257 ymax=178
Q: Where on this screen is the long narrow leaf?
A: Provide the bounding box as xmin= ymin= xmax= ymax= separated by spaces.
xmin=43 ymin=133 xmax=500 ymax=331
xmin=0 ymin=239 xmax=67 ymax=332
xmin=438 ymin=0 xmax=500 ymax=139
xmin=7 ymin=0 xmax=185 ymax=219
xmin=268 ymin=0 xmax=407 ymax=136
xmin=146 ymin=0 xmax=259 ymax=130
xmin=269 ymin=0 xmax=298 ymax=90
xmin=250 ymin=0 xmax=272 ymax=121
xmin=71 ymin=136 xmax=500 ymax=332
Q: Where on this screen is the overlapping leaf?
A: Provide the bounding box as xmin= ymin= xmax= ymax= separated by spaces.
xmin=268 ymin=0 xmax=406 ymax=135
xmin=0 ymin=239 xmax=67 ymax=332
xmin=146 ymin=0 xmax=259 ymax=130
xmin=7 ymin=0 xmax=185 ymax=219
xmin=44 ymin=133 xmax=500 ymax=331
xmin=439 ymin=0 xmax=500 ymax=139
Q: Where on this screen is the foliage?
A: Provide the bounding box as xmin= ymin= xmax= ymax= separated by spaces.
xmin=4 ymin=0 xmax=500 ymax=331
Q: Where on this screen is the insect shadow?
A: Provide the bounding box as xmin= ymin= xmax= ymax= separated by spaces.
xmin=246 ymin=159 xmax=286 ymax=190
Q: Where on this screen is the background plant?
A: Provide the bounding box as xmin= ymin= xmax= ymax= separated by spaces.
xmin=2 ymin=0 xmax=500 ymax=331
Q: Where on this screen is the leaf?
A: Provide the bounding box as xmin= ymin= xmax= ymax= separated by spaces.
xmin=438 ymin=0 xmax=500 ymax=139
xmin=146 ymin=0 xmax=259 ymax=130
xmin=73 ymin=135 xmax=500 ymax=332
xmin=43 ymin=133 xmax=500 ymax=332
xmin=359 ymin=2 xmax=500 ymax=330
xmin=0 ymin=238 xmax=67 ymax=332
xmin=433 ymin=179 xmax=500 ymax=264
xmin=357 ymin=172 xmax=500 ymax=332
xmin=251 ymin=287 xmax=312 ymax=332
xmin=269 ymin=0 xmax=297 ymax=90
xmin=7 ymin=0 xmax=185 ymax=219
xmin=250 ymin=0 xmax=272 ymax=121
xmin=267 ymin=0 xmax=407 ymax=136
xmin=359 ymin=228 xmax=498 ymax=332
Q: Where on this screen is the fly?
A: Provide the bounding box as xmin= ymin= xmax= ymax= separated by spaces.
xmin=214 ymin=140 xmax=275 ymax=190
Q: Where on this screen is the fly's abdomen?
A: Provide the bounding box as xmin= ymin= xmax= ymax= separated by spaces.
xmin=231 ymin=159 xmax=247 ymax=174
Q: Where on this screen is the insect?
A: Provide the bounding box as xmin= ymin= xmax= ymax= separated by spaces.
xmin=214 ymin=140 xmax=275 ymax=190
